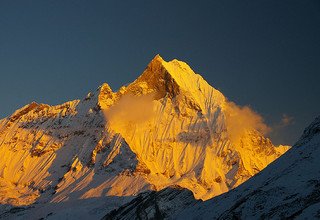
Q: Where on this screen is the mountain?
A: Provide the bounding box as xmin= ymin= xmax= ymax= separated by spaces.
xmin=0 ymin=55 xmax=288 ymax=219
xmin=174 ymin=115 xmax=320 ymax=219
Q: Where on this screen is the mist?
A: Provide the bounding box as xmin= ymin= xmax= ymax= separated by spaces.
xmin=224 ymin=101 xmax=271 ymax=144
xmin=103 ymin=93 xmax=155 ymax=132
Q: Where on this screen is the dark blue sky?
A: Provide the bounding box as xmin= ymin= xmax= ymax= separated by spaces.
xmin=0 ymin=0 xmax=319 ymax=145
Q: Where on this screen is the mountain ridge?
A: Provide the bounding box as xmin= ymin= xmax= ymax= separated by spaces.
xmin=176 ymin=115 xmax=320 ymax=219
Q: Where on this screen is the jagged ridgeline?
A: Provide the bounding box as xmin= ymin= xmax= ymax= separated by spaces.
xmin=0 ymin=55 xmax=289 ymax=218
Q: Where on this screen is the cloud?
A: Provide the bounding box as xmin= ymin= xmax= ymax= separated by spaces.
xmin=268 ymin=113 xmax=295 ymax=145
xmin=103 ymin=93 xmax=155 ymax=132
xmin=280 ymin=114 xmax=294 ymax=127
xmin=224 ymin=101 xmax=271 ymax=144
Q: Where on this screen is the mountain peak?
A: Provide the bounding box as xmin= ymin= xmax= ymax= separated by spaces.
xmin=126 ymin=55 xmax=181 ymax=99
xmin=145 ymin=54 xmax=166 ymax=73
xmin=97 ymin=83 xmax=115 ymax=109
xmin=146 ymin=55 xmax=194 ymax=82
xmin=8 ymin=101 xmax=40 ymax=122
xmin=151 ymin=53 xmax=164 ymax=62
xmin=126 ymin=55 xmax=226 ymax=113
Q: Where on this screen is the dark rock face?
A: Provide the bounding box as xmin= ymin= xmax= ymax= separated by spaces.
xmin=103 ymin=186 xmax=198 ymax=220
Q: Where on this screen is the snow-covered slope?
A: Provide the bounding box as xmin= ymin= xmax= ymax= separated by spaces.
xmin=0 ymin=55 xmax=288 ymax=219
xmin=177 ymin=115 xmax=320 ymax=219
xmin=102 ymin=55 xmax=288 ymax=200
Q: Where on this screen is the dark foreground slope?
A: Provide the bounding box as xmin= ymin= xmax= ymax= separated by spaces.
xmin=103 ymin=186 xmax=197 ymax=220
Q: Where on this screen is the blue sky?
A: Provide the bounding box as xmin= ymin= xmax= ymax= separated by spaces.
xmin=0 ymin=0 xmax=319 ymax=145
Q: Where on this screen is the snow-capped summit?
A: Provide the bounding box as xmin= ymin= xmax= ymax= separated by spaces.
xmin=0 ymin=55 xmax=289 ymax=219
xmin=127 ymin=54 xmax=225 ymax=110
xmin=104 ymin=55 xmax=289 ymax=200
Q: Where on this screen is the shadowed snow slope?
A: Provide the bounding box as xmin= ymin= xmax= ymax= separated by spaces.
xmin=176 ymin=116 xmax=320 ymax=219
xmin=0 ymin=55 xmax=288 ymax=219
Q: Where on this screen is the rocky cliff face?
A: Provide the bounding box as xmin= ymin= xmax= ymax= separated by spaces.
xmin=0 ymin=55 xmax=288 ymax=219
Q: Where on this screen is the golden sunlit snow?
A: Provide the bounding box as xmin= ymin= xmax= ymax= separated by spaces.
xmin=0 ymin=55 xmax=289 ymax=207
